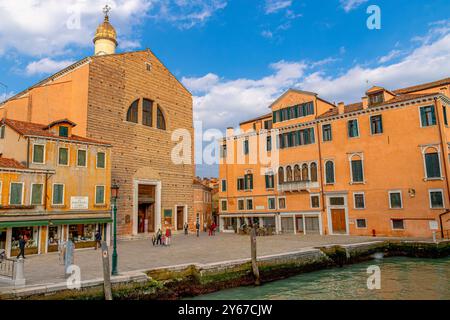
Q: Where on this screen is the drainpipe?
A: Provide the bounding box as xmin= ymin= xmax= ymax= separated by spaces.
xmin=316 ymin=122 xmax=327 ymax=235
xmin=26 ymin=137 xmax=30 ymax=168
xmin=434 ymin=97 xmax=450 ymax=238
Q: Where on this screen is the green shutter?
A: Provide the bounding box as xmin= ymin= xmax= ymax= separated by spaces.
xmin=97 ymin=152 xmax=105 ymax=168
xmin=96 ymin=186 xmax=105 ymax=204
xmin=53 ymin=184 xmax=64 ymax=205
xmin=59 ymin=148 xmax=68 ymax=165
xmin=352 ymin=160 xmax=364 ymax=182
xmin=425 ymin=153 xmax=441 ymax=178
xmin=77 ymin=150 xmax=87 ymax=166
xmin=33 ymin=145 xmax=44 ymax=163
xmin=10 ymin=183 xmax=23 ymax=205
xmin=31 ymin=184 xmax=43 ymax=205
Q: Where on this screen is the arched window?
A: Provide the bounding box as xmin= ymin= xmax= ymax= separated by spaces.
xmin=423 ymin=147 xmax=441 ymax=179
xmin=350 ymin=154 xmax=364 ymax=183
xmin=302 ymin=164 xmax=309 ymax=181
xmin=143 ymin=99 xmax=153 ymax=127
xmin=278 ymin=167 xmax=285 ymax=184
xmin=294 ymin=165 xmax=301 ymax=181
xmin=126 ymin=100 xmax=139 ymax=123
xmin=157 ymin=105 xmax=166 ymax=130
xmin=325 ymin=161 xmax=335 ymax=184
xmin=310 ymin=162 xmax=318 ymax=182
xmin=286 ymin=166 xmax=293 ymax=182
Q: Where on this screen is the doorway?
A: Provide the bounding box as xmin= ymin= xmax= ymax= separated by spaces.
xmin=331 ymin=209 xmax=347 ymax=234
xmin=176 ymin=206 xmax=185 ymax=231
xmin=138 ymin=184 xmax=156 ymax=234
xmin=296 ymin=217 xmax=304 ymax=234
xmin=0 ymin=229 xmax=6 ymax=250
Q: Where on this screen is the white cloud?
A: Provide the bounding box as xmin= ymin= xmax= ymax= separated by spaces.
xmin=183 ymin=61 xmax=307 ymax=129
xmin=0 ymin=0 xmax=226 ymax=56
xmin=0 ymin=90 xmax=14 ymax=103
xmin=184 ymin=25 xmax=450 ymax=130
xmin=261 ymin=30 xmax=274 ymax=39
xmin=25 ymin=58 xmax=76 ymax=76
xmin=378 ymin=50 xmax=402 ymax=64
xmin=264 ymin=0 xmax=292 ymax=14
xmin=340 ymin=0 xmax=368 ymax=12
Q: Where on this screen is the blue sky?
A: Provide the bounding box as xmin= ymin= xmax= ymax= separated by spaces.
xmin=0 ymin=0 xmax=449 ymax=177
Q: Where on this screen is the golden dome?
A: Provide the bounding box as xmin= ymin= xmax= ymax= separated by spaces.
xmin=93 ymin=16 xmax=118 ymax=46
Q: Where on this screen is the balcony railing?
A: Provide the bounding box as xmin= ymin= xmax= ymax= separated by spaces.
xmin=0 ymin=258 xmax=15 ymax=279
xmin=278 ymin=180 xmax=319 ymax=193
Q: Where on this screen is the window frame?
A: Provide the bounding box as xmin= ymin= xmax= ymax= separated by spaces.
xmin=388 ymin=190 xmax=403 ymax=209
xmin=142 ymin=98 xmax=153 ymax=127
xmin=347 ymin=119 xmax=360 ymax=138
xmin=126 ymin=99 xmax=139 ymax=124
xmin=220 ymin=199 xmax=228 ymax=212
xmin=422 ymin=147 xmax=443 ymax=180
xmin=322 ymin=123 xmax=332 ymax=142
xmin=221 ymin=179 xmax=227 ymax=192
xmin=277 ymin=196 xmax=286 ymax=210
xmin=310 ymin=193 xmax=320 ymax=209
xmin=32 ymin=143 xmax=46 ymax=164
xmin=356 ymin=218 xmax=367 ymax=229
xmin=349 ymin=154 xmax=365 ymax=184
xmin=59 ymin=126 xmax=69 ymax=138
xmin=0 ymin=125 xmax=5 ymax=139
xmin=58 ymin=146 xmax=70 ymax=166
xmin=429 ymin=189 xmax=445 ymax=209
xmin=95 ymin=185 xmax=106 ymax=205
xmin=237 ymin=198 xmax=245 ymax=211
xmin=96 ymin=151 xmax=106 ymax=169
xmin=353 ymin=192 xmax=366 ymax=210
xmin=9 ymin=182 xmax=24 ymax=205
xmin=52 ymin=183 xmax=65 ymax=206
xmin=30 ymin=183 xmax=44 ymax=205
xmin=267 ymin=196 xmax=276 ymax=210
xmin=370 ymin=114 xmax=383 ymax=135
xmin=157 ymin=105 xmax=167 ymax=130
xmin=324 ymin=160 xmax=335 ymax=185
xmin=419 ymin=105 xmax=437 ymax=128
xmin=76 ymin=148 xmax=87 ymax=168
xmin=246 ymin=198 xmax=254 ymax=211
xmin=391 ymin=219 xmax=405 ymax=230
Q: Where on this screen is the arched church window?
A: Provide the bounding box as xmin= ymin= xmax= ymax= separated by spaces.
xmin=126 ymin=99 xmax=139 ymax=123
xmin=157 ymin=105 xmax=166 ymax=130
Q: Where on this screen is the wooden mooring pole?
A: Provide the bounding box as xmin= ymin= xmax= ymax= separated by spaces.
xmin=101 ymin=241 xmax=113 ymax=300
xmin=250 ymin=227 xmax=260 ymax=286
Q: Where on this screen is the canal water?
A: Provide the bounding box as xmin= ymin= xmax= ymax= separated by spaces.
xmin=191 ymin=257 xmax=450 ymax=300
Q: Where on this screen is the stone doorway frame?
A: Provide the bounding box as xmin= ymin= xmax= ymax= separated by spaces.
xmin=133 ymin=179 xmax=162 ymax=236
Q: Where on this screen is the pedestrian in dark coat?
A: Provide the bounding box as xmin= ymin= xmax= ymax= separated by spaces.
xmin=17 ymin=235 xmax=26 ymax=259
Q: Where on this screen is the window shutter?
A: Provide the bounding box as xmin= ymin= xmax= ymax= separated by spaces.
xmin=425 ymin=153 xmax=441 ymax=178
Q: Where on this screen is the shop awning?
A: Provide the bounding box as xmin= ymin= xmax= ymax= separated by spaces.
xmin=0 ymin=220 xmax=49 ymax=228
xmin=50 ymin=218 xmax=113 ymax=225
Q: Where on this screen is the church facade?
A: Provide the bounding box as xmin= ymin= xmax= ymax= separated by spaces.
xmin=0 ymin=12 xmax=195 ymax=237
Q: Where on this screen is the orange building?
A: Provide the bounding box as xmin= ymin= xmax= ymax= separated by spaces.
xmin=193 ymin=178 xmax=213 ymax=232
xmin=219 ymin=78 xmax=450 ymax=239
xmin=0 ymin=118 xmax=112 ymax=257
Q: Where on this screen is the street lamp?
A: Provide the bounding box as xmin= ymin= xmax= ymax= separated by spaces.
xmin=111 ymin=182 xmax=119 ymax=276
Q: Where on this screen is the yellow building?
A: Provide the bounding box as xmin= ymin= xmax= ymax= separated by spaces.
xmin=218 ymin=78 xmax=450 ymax=239
xmin=0 ymin=118 xmax=112 ymax=257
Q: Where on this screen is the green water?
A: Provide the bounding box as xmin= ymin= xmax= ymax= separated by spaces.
xmin=192 ymin=257 xmax=450 ymax=300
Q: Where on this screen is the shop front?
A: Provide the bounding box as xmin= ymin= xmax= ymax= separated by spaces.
xmin=279 ymin=212 xmax=323 ymax=235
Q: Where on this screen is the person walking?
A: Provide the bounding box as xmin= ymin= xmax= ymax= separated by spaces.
xmin=184 ymin=222 xmax=189 ymax=235
xmin=196 ymin=221 xmax=200 ymax=237
xmin=16 ymin=235 xmax=26 ymax=259
xmin=156 ymin=229 xmax=162 ymax=245
xmin=94 ymin=230 xmax=102 ymax=250
xmin=165 ymin=228 xmax=172 ymax=246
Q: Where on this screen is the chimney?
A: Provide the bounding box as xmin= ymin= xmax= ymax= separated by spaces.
xmin=362 ymin=96 xmax=369 ymax=109
xmin=338 ymin=102 xmax=345 ymax=114
xmin=226 ymin=127 xmax=234 ymax=138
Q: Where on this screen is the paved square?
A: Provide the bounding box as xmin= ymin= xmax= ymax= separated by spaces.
xmin=1 ymin=233 xmax=406 ymax=289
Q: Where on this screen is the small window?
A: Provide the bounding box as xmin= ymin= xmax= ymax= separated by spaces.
xmin=392 ymin=219 xmax=404 ymax=230
xmin=443 ymin=105 xmax=448 ymax=126
xmin=325 ymin=161 xmax=335 ymax=184
xmin=52 ymin=184 xmax=64 ymax=205
xmin=220 ymin=144 xmax=227 ymax=158
xmin=369 ymin=93 xmax=384 ymax=105
xmin=354 ymin=193 xmax=365 ymax=209
xmin=351 ymin=158 xmax=364 ymax=183
xmin=59 ymin=126 xmax=69 ymax=137
xmin=268 ymin=197 xmax=276 ymax=210
xmin=126 ymin=100 xmax=139 ymax=123
xmin=310 ymin=163 xmax=318 ymax=182
xmin=244 ymin=173 xmax=253 ymax=190
xmin=330 ymin=197 xmax=345 ymax=206
xmin=157 ymin=106 xmax=166 ymax=130
xmin=246 ymin=198 xmax=253 ymax=210
xmin=237 ymin=178 xmax=245 ymax=191
xmin=95 ymin=186 xmax=105 ymax=205
xmin=97 ymin=152 xmax=106 ymax=169
xmin=311 ymin=195 xmax=320 ymax=208
xmin=370 ymin=115 xmax=383 ymax=134
xmin=9 ymin=182 xmax=23 ymax=205
xmin=77 ymin=149 xmax=87 ymax=167
xmin=348 ymin=119 xmax=359 ymax=138
xmin=266 ymin=136 xmax=272 ymax=152
xmin=265 ymin=174 xmax=274 ymax=189
xmin=356 ymin=219 xmax=367 ymax=229
xmin=0 ymin=125 xmax=5 ymax=139
xmin=238 ymin=199 xmax=245 ymax=210
xmin=243 ymin=139 xmax=249 ymax=155
xmin=58 ymin=147 xmax=69 ymax=166
xmin=145 ymin=62 xmax=152 ymax=72
xmin=424 ymin=152 xmax=441 ymax=179
xmin=221 ymin=180 xmax=227 ymax=192
xmin=221 ymin=200 xmax=228 ymax=212
xmin=264 ymin=120 xmax=273 ymax=130
xmin=389 ymin=191 xmax=403 ymax=209
xmin=31 ymin=184 xmax=43 ymax=205
xmin=33 ymin=144 xmax=45 ymax=164
xmin=278 ymin=197 xmax=286 ymax=209
xmin=322 ymin=124 xmax=332 ymax=142
xmin=143 ymin=99 xmax=153 ymax=127
xmin=420 ymin=105 xmax=436 ymax=127
xmin=429 ymin=190 xmax=444 ymax=208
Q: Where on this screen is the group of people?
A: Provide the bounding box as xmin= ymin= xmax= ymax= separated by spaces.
xmin=152 ymin=228 xmax=172 ymax=246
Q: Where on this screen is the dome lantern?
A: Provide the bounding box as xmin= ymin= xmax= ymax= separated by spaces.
xmin=93 ymin=5 xmax=118 ymax=56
